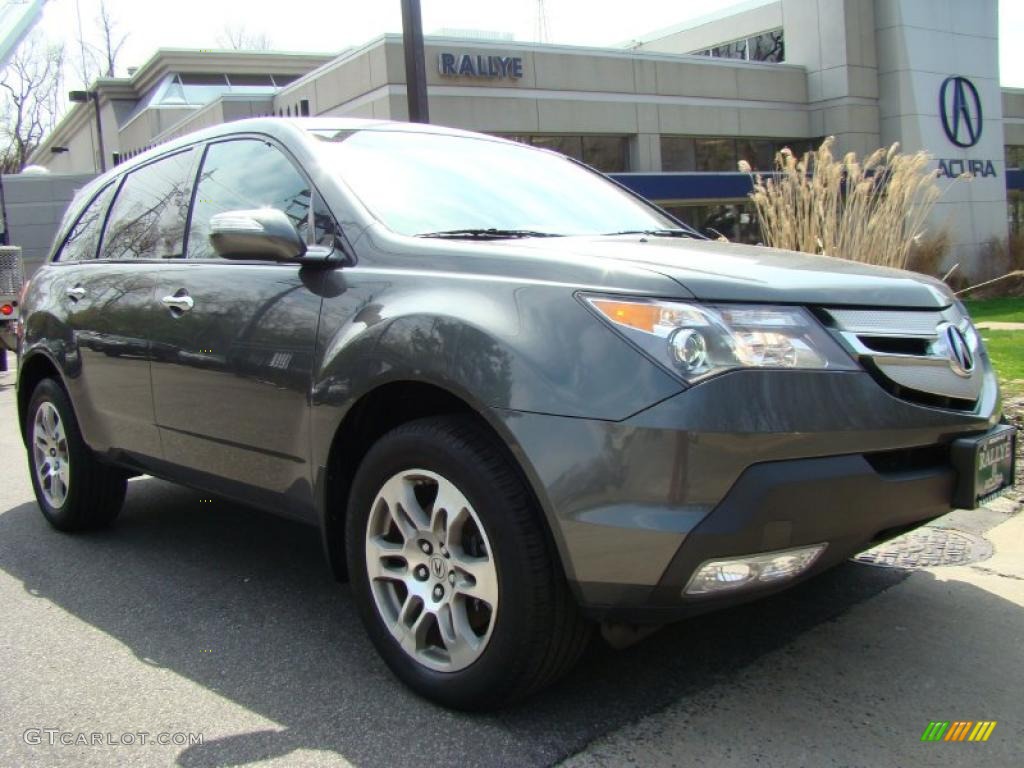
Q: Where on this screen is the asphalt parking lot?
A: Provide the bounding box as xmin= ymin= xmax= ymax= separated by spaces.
xmin=1 ymin=368 xmax=1021 ymax=767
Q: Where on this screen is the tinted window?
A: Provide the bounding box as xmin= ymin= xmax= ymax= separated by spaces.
xmin=187 ymin=139 xmax=312 ymax=260
xmin=313 ymin=130 xmax=675 ymax=237
xmin=101 ymin=149 xmax=195 ymax=260
xmin=56 ymin=183 xmax=116 ymax=262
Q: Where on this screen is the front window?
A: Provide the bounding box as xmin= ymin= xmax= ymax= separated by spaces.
xmin=311 ymin=130 xmax=675 ymax=237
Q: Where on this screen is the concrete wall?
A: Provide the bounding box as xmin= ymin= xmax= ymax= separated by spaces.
xmin=118 ymin=106 xmax=199 ymax=155
xmin=781 ymin=0 xmax=880 ymax=157
xmin=294 ymin=36 xmax=811 ymax=172
xmin=2 ymin=173 xmax=96 ymax=276
xmin=875 ymin=0 xmax=1007 ymax=277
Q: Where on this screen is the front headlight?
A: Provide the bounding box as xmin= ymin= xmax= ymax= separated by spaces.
xmin=582 ymin=294 xmax=857 ymax=384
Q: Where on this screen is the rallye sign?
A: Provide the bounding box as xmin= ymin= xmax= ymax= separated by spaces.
xmin=438 ymin=52 xmax=524 ymax=79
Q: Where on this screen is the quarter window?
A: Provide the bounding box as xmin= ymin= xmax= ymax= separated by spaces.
xmin=187 ymin=139 xmax=313 ymax=259
xmin=55 ymin=183 xmax=116 ymax=262
xmin=101 ymin=149 xmax=196 ymax=260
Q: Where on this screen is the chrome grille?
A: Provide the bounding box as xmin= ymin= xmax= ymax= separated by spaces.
xmin=826 ymin=308 xmax=942 ymax=337
xmin=820 ymin=305 xmax=982 ymax=408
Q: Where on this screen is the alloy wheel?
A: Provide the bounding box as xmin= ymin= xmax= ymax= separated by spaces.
xmin=32 ymin=401 xmax=70 ymax=508
xmin=365 ymin=469 xmax=498 ymax=672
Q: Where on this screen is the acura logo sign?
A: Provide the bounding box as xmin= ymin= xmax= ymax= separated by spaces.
xmin=939 ymin=76 xmax=983 ymax=148
xmin=939 ymin=323 xmax=975 ymax=377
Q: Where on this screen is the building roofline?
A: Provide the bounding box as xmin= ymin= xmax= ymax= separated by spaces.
xmin=125 ymin=47 xmax=336 ymax=96
xmin=623 ymin=0 xmax=781 ymax=47
xmin=29 ymin=47 xmax=337 ymax=166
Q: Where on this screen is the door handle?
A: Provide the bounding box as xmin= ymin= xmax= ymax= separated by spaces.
xmin=66 ymin=286 xmax=86 ymax=301
xmin=161 ymin=294 xmax=194 ymax=313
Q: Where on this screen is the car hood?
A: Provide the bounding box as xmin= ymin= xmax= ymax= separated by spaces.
xmin=502 ymin=235 xmax=954 ymax=309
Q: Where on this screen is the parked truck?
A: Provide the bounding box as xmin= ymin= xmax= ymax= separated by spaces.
xmin=0 ymin=246 xmax=24 ymax=371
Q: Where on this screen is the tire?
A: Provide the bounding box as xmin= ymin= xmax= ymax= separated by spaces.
xmin=346 ymin=415 xmax=592 ymax=710
xmin=26 ymin=378 xmax=126 ymax=531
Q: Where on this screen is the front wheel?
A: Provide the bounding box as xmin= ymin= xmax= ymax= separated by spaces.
xmin=26 ymin=378 xmax=126 ymax=531
xmin=346 ymin=415 xmax=591 ymax=710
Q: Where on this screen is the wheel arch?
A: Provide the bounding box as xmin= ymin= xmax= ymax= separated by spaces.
xmin=16 ymin=350 xmax=66 ymax=444
xmin=317 ymin=378 xmax=568 ymax=584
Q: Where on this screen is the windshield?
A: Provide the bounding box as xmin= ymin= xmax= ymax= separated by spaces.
xmin=311 ymin=129 xmax=681 ymax=237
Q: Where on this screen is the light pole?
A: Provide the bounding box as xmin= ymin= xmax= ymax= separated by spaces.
xmin=68 ymin=90 xmax=106 ymax=172
xmin=400 ymin=0 xmax=429 ymax=123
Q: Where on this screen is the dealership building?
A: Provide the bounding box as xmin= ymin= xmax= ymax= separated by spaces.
xmin=24 ymin=0 xmax=1024 ymax=278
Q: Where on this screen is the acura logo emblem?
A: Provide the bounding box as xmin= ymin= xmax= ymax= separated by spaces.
xmin=939 ymin=76 xmax=983 ymax=148
xmin=429 ymin=555 xmax=447 ymax=579
xmin=939 ymin=323 xmax=975 ymax=377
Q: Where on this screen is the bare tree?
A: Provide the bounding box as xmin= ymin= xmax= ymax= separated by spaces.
xmin=95 ymin=0 xmax=129 ymax=78
xmin=218 ymin=24 xmax=273 ymax=51
xmin=72 ymin=0 xmax=129 ymax=86
xmin=0 ymin=34 xmax=66 ymax=173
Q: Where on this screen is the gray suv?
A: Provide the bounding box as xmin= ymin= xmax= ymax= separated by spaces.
xmin=15 ymin=118 xmax=1017 ymax=710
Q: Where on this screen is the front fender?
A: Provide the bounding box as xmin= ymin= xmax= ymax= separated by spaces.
xmin=309 ymin=268 xmax=682 ymax=461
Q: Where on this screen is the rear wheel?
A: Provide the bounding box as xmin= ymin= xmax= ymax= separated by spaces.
xmin=346 ymin=415 xmax=592 ymax=710
xmin=26 ymin=378 xmax=126 ymax=531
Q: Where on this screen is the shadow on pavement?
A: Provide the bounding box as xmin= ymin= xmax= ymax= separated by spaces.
xmin=0 ymin=477 xmax=915 ymax=768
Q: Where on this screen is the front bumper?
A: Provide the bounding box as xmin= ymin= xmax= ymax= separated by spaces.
xmin=498 ymin=368 xmax=1003 ymax=623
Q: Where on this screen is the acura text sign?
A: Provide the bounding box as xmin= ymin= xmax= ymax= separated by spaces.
xmin=438 ymin=52 xmax=524 ymax=79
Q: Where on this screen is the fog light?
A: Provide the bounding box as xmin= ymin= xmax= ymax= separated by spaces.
xmin=684 ymin=543 xmax=827 ymax=596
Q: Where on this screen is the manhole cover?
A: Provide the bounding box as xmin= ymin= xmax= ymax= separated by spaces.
xmin=853 ymin=527 xmax=993 ymax=570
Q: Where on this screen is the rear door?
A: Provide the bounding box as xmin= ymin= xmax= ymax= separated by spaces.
xmin=47 ymin=176 xmax=157 ymax=459
xmin=70 ymin=148 xmax=199 ymax=460
xmin=146 ymin=137 xmax=330 ymax=515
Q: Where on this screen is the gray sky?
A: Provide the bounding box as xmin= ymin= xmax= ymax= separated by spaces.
xmin=35 ymin=0 xmax=1024 ymax=87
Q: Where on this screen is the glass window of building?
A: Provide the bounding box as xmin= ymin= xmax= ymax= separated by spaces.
xmin=661 ymin=136 xmax=821 ymax=172
xmin=528 ymin=135 xmax=584 ymax=162
xmin=664 ymin=202 xmax=762 ymax=245
xmin=693 ymin=28 xmax=784 ymax=62
xmin=736 ymin=139 xmax=775 ymax=171
xmin=749 ymin=30 xmax=784 ymax=62
xmin=711 ymin=39 xmax=747 ymax=60
xmin=695 ymin=138 xmax=737 ymax=171
xmin=661 ymin=137 xmax=696 ymax=172
xmin=503 ymin=135 xmax=628 ymax=172
xmin=1006 ymin=145 xmax=1024 ymax=168
xmin=581 ymin=136 xmax=628 ymax=172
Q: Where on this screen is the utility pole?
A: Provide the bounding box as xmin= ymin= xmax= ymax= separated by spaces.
xmin=400 ymin=0 xmax=429 ymax=123
xmin=537 ymin=0 xmax=550 ymax=43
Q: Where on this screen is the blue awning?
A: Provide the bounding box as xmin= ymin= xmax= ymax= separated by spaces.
xmin=610 ymin=169 xmax=1024 ymax=201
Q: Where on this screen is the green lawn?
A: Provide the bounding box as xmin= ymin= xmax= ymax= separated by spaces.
xmin=978 ymin=330 xmax=1024 ymax=400
xmin=963 ymin=298 xmax=1024 ymax=324
xmin=965 ymin=299 xmax=1024 ymax=399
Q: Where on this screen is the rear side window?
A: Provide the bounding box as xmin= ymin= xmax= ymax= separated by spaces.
xmin=187 ymin=139 xmax=312 ymax=259
xmin=55 ymin=183 xmax=116 ymax=262
xmin=101 ymin=149 xmax=196 ymax=260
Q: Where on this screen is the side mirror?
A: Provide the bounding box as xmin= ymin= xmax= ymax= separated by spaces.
xmin=209 ymin=208 xmax=307 ymax=261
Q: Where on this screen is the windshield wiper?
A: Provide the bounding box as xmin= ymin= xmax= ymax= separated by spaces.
xmin=601 ymin=228 xmax=699 ymax=238
xmin=415 ymin=228 xmax=564 ymax=240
